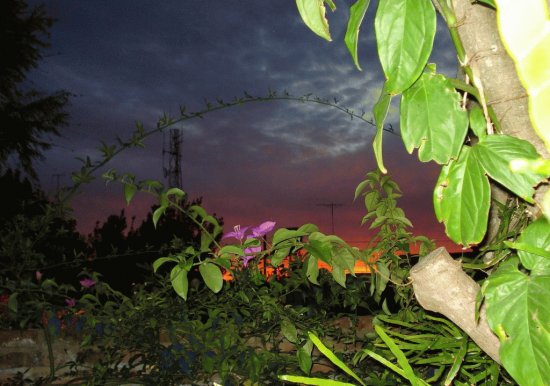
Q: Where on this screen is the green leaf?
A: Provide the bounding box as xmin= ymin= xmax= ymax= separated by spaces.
xmin=473 ymin=134 xmax=541 ymax=203
xmin=373 ymin=85 xmax=392 ymax=173
xmin=364 ymin=190 xmax=379 ymax=212
xmin=189 ymin=204 xmax=207 ymax=220
xmin=495 ymin=0 xmax=550 ymax=152
xmin=272 ymin=228 xmax=308 ymax=246
xmin=281 ymin=319 xmax=299 ymax=344
xmin=360 ymin=348 xmax=408 ymax=379
xmin=296 ymin=0 xmax=333 ymax=41
xmin=374 ymin=325 xmax=426 ymax=386
xmin=304 ymin=237 xmax=332 ymax=264
xmin=443 ymin=336 xmax=468 ymax=385
xmin=308 ymin=332 xmax=366 ymax=386
xmin=218 ymin=245 xmax=244 ymax=258
xmin=297 ymin=345 xmax=313 ymax=375
xmin=152 ymin=205 xmax=168 ymax=228
xmin=354 ymin=179 xmax=369 ymax=201
xmin=123 ymin=183 xmax=137 ymax=205
xmin=485 ymin=257 xmax=550 ymax=386
xmin=438 ymin=147 xmax=491 ymax=246
xmin=166 ymin=187 xmax=185 ymax=198
xmin=516 ymin=218 xmax=550 ymax=274
xmin=306 ymin=255 xmax=320 ymax=285
xmin=199 ymin=262 xmax=223 ymax=293
xmin=469 ymin=105 xmax=487 ymax=139
xmin=375 ymin=0 xmax=436 ymax=94
xmin=332 ymin=246 xmax=356 ymax=275
xmin=153 ymin=256 xmax=178 ymax=272
xmin=400 ymin=72 xmax=469 ymax=164
xmin=331 ymin=263 xmax=347 ymax=288
xmin=271 ymin=246 xmax=290 ymax=266
xmin=433 ymin=163 xmax=450 ymax=222
xmin=344 ymin=0 xmax=371 ymax=70
xmin=298 ymin=223 xmax=319 ymax=234
xmin=278 ymin=375 xmax=356 ymax=386
xmin=170 ymin=265 xmax=189 ymax=300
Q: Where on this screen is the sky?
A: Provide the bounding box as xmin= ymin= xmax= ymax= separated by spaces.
xmin=27 ymin=1 xmax=462 ymax=250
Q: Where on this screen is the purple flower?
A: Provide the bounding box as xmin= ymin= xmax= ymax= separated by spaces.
xmin=242 ymin=246 xmax=261 ymax=267
xmin=80 ymin=278 xmax=96 ymax=288
xmin=222 ymin=225 xmax=249 ymax=241
xmin=35 ymin=271 xmax=43 ymax=282
xmin=251 ymin=221 xmax=276 ymax=238
xmin=65 ymin=298 xmax=76 ymax=308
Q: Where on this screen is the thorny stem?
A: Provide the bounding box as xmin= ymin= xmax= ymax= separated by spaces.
xmin=62 ymin=91 xmax=392 ymax=202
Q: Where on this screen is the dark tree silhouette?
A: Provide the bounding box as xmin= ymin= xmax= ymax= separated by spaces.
xmin=86 ymin=197 xmax=223 ymax=294
xmin=0 ymin=170 xmax=86 ymax=280
xmin=0 ymin=0 xmax=70 ymax=178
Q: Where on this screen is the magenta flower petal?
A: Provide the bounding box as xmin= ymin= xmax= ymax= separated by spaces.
xmin=65 ymin=298 xmax=76 ymax=308
xmin=222 ymin=225 xmax=249 ymax=241
xmin=242 ymin=246 xmax=261 ymax=267
xmin=251 ymin=221 xmax=276 ymax=237
xmin=80 ymin=278 xmax=96 ymax=288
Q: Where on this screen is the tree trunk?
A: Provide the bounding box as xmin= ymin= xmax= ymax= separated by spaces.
xmin=411 ymin=0 xmax=549 ymax=362
xmin=410 ymin=248 xmax=501 ymax=363
xmin=451 ymin=0 xmax=549 ymax=214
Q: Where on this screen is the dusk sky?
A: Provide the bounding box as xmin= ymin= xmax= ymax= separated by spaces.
xmin=28 ymin=1 xmax=462 ymax=250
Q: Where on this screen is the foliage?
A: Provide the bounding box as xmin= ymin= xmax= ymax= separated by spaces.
xmin=0 ymin=0 xmax=70 ymax=178
xmin=494 ymin=0 xmax=550 ymax=220
xmin=296 ymin=1 xmax=550 ymax=384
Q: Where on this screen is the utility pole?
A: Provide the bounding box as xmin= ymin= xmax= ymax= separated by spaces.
xmin=162 ymin=128 xmax=183 ymax=188
xmin=317 ymin=202 xmax=343 ymax=234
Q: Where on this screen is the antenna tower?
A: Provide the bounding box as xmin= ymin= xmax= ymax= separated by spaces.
xmin=162 ymin=128 xmax=183 ymax=188
xmin=317 ymin=202 xmax=343 ymax=234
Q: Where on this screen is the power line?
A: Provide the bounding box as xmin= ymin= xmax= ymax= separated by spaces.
xmin=317 ymin=202 xmax=343 ymax=234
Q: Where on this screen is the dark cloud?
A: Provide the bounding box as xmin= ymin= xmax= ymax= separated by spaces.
xmin=27 ymin=1 xmax=459 ymax=250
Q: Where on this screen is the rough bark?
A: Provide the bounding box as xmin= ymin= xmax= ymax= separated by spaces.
xmin=451 ymin=0 xmax=549 ymax=216
xmin=410 ymin=247 xmax=501 ymax=363
xmin=412 ymin=0 xmax=549 ymax=366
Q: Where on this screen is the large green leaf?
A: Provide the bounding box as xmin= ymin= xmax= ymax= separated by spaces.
xmin=437 ymin=147 xmax=491 ymax=246
xmin=516 ymin=218 xmax=550 ymax=274
xmin=296 ymin=0 xmax=334 ymax=41
xmin=495 ymin=0 xmax=550 ymax=152
xmin=199 ymin=262 xmax=223 ymax=293
xmin=484 ymin=257 xmax=550 ymax=385
xmin=433 ymin=163 xmax=450 ymax=223
xmin=344 ymin=0 xmax=371 ymax=70
xmin=473 ymin=135 xmax=541 ymax=203
xmin=308 ymin=332 xmax=366 ymax=386
xmin=375 ymin=0 xmax=436 ymax=94
xmin=306 ymin=255 xmax=320 ymax=284
xmin=170 ymin=265 xmax=189 ymax=300
xmin=281 ymin=319 xmax=299 ymax=344
xmin=297 ymin=340 xmax=313 ymax=375
xmin=372 ymin=84 xmax=392 ymax=173
xmin=401 ymin=72 xmax=469 ymax=164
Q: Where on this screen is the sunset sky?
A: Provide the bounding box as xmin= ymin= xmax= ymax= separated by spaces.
xmin=28 ymin=1 xmax=462 ymax=250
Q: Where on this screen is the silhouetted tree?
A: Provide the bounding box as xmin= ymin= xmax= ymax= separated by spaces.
xmin=85 ymin=197 xmax=223 ymax=294
xmin=0 ymin=0 xmax=70 ymax=178
xmin=0 ymin=170 xmax=86 ymax=280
